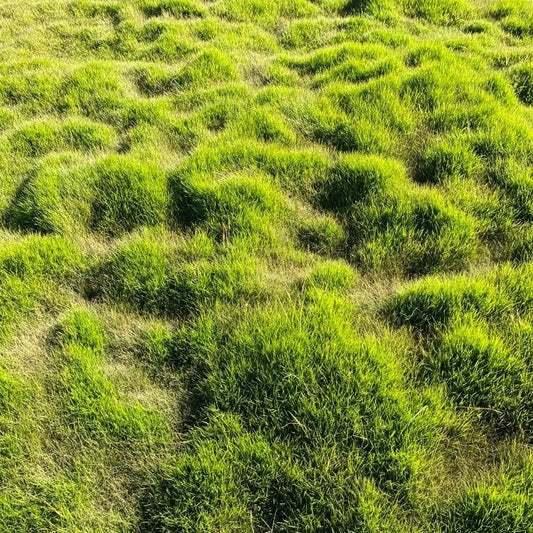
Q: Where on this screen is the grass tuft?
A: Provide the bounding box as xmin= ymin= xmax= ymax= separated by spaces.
xmin=91 ymin=156 xmax=167 ymax=236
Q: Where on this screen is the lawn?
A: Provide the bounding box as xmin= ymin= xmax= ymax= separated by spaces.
xmin=0 ymin=0 xmax=532 ymax=531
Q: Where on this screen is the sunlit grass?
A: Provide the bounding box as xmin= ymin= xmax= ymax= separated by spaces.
xmin=0 ymin=0 xmax=532 ymax=531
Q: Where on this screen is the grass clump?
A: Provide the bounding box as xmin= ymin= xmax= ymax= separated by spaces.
xmin=0 ymin=235 xmax=84 ymax=337
xmin=385 ymin=275 xmax=504 ymax=332
xmin=0 ymin=479 xmax=94 ymax=533
xmin=386 ymin=263 xmax=533 ymax=331
xmin=91 ymin=155 xmax=167 ymax=236
xmin=510 ymin=63 xmax=533 ymax=105
xmin=297 ymin=215 xmax=346 ymax=255
xmin=414 ymin=138 xmax=481 ymax=184
xmin=302 ymin=259 xmax=357 ymax=291
xmin=6 ymin=118 xmax=117 ymax=156
xmin=342 ymin=0 xmax=469 ymax=23
xmin=178 ymin=141 xmax=330 ymax=197
xmin=385 ymin=264 xmax=533 ymax=437
xmin=316 ymin=153 xmax=481 ymax=276
xmin=90 ymin=237 xmax=171 ymax=315
xmin=487 ymin=158 xmax=533 ymax=223
xmin=7 ymin=121 xmax=59 ymax=157
xmin=215 ymin=0 xmax=318 ymax=23
xmin=319 ymin=154 xmax=407 ymax=211
xmin=59 ymin=118 xmax=118 ymax=151
xmin=11 ymin=154 xmax=167 ymax=237
xmin=303 ymin=103 xmax=395 ymax=154
xmin=326 ymin=80 xmax=414 ymax=135
xmin=341 ymin=0 xmax=395 ymax=16
xmin=174 ymin=49 xmax=239 ymax=87
xmin=233 ymin=107 xmax=296 ymax=144
xmin=0 ymin=234 xmax=84 ymax=281
xmin=429 ymin=323 xmax=531 ymax=433
xmin=135 ymin=50 xmax=238 ymax=94
xmin=440 ymin=458 xmax=533 ymax=532
xmin=316 ymin=56 xmax=400 ymax=86
xmin=59 ymin=62 xmax=124 ymax=121
xmin=290 ymin=80 xmax=409 ymax=154
xmin=144 ymin=410 xmax=415 ymax=532
xmin=171 ymin=172 xmax=286 ymax=244
xmin=403 ymin=0 xmax=471 ymax=25
xmin=8 ymin=154 xmax=93 ymax=234
xmin=0 ymin=69 xmax=60 ymax=113
xmin=489 ymin=0 xmax=533 ymax=37
xmin=356 ymin=193 xmax=479 ymax=276
xmin=91 ymin=233 xmax=264 ymax=316
xmin=285 ymin=43 xmax=377 ymax=76
xmin=136 ymin=22 xmax=198 ymax=61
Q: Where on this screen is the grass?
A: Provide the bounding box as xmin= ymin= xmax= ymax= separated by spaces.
xmin=0 ymin=0 xmax=533 ymax=531
xmin=56 ymin=308 xmax=167 ymax=440
xmin=90 ymin=155 xmax=168 ymax=236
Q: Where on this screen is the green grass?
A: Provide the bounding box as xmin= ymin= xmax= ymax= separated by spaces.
xmin=1 ymin=0 xmax=533 ymax=531
xmin=90 ymin=155 xmax=168 ymax=236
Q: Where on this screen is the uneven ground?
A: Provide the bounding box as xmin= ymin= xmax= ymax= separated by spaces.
xmin=0 ymin=0 xmax=532 ymax=531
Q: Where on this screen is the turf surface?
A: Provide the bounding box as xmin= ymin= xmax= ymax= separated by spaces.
xmin=0 ymin=0 xmax=532 ymax=531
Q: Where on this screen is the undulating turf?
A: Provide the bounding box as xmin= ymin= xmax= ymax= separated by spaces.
xmin=0 ymin=0 xmax=532 ymax=531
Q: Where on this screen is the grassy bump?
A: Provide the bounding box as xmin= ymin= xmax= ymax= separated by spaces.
xmin=91 ymin=156 xmax=167 ymax=236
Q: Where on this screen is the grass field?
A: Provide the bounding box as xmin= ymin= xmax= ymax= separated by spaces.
xmin=0 ymin=0 xmax=532 ymax=531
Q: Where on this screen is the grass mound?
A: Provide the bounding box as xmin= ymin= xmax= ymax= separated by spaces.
xmin=414 ymin=138 xmax=481 ymax=184
xmin=139 ymin=0 xmax=207 ymax=18
xmin=430 ymin=324 xmax=531 ymax=433
xmin=6 ymin=118 xmax=116 ymax=156
xmin=91 ymin=156 xmax=168 ymax=236
xmin=441 ymin=458 xmax=533 ymax=532
xmin=60 ymin=63 xmax=124 ymax=120
xmin=170 ymin=172 xmax=286 ymax=241
xmin=10 ymin=155 xmax=168 ymax=236
xmin=142 ymin=293 xmax=462 ymax=530
xmin=510 ymin=63 xmax=533 ymax=105
xmin=89 ymin=233 xmax=264 ymax=316
xmin=319 ymin=160 xmax=481 ymax=275
xmin=0 ymin=235 xmax=84 ymax=339
xmin=342 ymin=0 xmax=470 ymax=23
xmin=8 ymin=154 xmax=93 ymax=234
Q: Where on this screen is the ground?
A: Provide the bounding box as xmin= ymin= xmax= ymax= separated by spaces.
xmin=0 ymin=0 xmax=532 ymax=531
